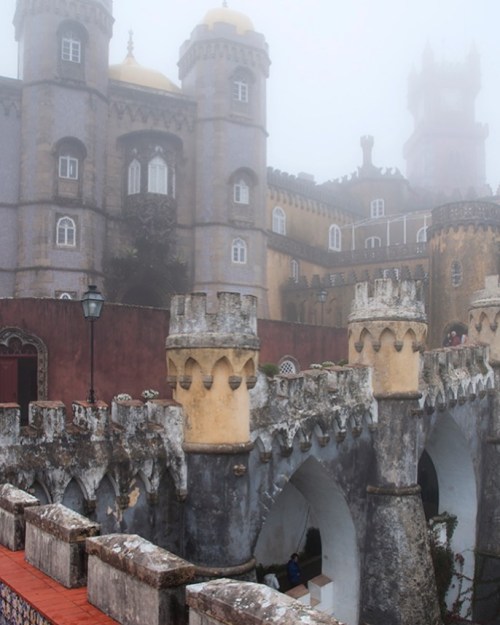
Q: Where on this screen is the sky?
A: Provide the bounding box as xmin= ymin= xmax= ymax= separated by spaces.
xmin=1 ymin=0 xmax=499 ymax=189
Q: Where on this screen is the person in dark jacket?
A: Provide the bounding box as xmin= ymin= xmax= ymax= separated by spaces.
xmin=286 ymin=553 xmax=302 ymax=587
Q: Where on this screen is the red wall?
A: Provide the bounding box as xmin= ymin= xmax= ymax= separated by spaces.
xmin=0 ymin=299 xmax=348 ymax=411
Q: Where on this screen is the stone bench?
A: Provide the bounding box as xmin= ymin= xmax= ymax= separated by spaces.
xmin=187 ymin=578 xmax=344 ymax=625
xmin=25 ymin=503 xmax=100 ymax=588
xmin=86 ymin=534 xmax=195 ymax=625
xmin=0 ymin=483 xmax=39 ymax=550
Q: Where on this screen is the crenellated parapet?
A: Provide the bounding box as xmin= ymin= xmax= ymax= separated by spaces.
xmin=348 ymin=279 xmax=427 ymax=395
xmin=419 ymin=344 xmax=493 ymax=413
xmin=469 ymin=275 xmax=500 ymax=363
xmin=250 ymin=365 xmax=377 ymax=459
xmin=167 ymin=292 xmax=260 ymax=450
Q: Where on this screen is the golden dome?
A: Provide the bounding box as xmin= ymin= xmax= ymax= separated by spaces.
xmin=109 ymin=33 xmax=180 ymax=93
xmin=202 ymin=5 xmax=254 ymax=35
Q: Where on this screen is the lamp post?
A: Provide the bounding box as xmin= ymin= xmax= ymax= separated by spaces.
xmin=316 ymin=289 xmax=327 ymax=326
xmin=81 ymin=285 xmax=105 ymax=404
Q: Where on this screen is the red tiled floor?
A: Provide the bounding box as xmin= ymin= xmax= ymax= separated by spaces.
xmin=0 ymin=544 xmax=118 ymax=624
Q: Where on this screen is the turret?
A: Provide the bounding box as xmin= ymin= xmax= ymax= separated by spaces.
xmin=348 ymin=279 xmax=427 ymax=395
xmin=469 ymin=275 xmax=500 ymax=363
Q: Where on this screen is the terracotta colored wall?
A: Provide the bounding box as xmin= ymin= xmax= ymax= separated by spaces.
xmin=0 ymin=300 xmax=348 ymax=411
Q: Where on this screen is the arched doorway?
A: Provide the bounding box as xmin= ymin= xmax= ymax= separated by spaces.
xmin=254 ymin=457 xmax=359 ymax=625
xmin=0 ymin=328 xmax=47 ymax=424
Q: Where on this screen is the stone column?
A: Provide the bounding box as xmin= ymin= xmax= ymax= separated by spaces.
xmin=349 ymin=279 xmax=441 ymax=625
xmin=166 ymin=292 xmax=259 ymax=579
xmin=468 ymin=276 xmax=500 ymax=622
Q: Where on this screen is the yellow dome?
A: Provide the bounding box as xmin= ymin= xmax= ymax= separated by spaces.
xmin=202 ymin=6 xmax=254 ymax=35
xmin=109 ymin=37 xmax=179 ymax=93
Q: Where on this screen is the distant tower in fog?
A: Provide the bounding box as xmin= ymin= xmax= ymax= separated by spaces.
xmin=403 ymin=45 xmax=489 ymax=198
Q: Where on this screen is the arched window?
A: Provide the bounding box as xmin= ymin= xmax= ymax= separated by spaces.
xmin=59 ymin=154 xmax=79 ymax=180
xmin=416 ymin=226 xmax=427 ymax=242
xmin=451 ymin=260 xmax=462 ymax=287
xmin=61 ymin=30 xmax=81 ymax=63
xmin=328 ymin=224 xmax=341 ymax=251
xmin=56 ymin=138 xmax=86 ymax=186
xmin=365 ymin=236 xmax=381 ymax=249
xmin=128 ymin=159 xmax=141 ymax=195
xmin=272 ymin=206 xmax=286 ymax=235
xmin=291 ymin=259 xmax=299 ymax=282
xmin=148 ymin=156 xmax=168 ymax=194
xmin=56 ymin=217 xmax=76 ymax=247
xmin=231 ymin=238 xmax=247 ymax=264
xmin=279 ymin=357 xmax=299 ymax=375
xmin=234 ymin=179 xmax=249 ymax=204
xmin=58 ymin=292 xmax=73 ymax=300
xmin=370 ymin=198 xmax=385 ymax=218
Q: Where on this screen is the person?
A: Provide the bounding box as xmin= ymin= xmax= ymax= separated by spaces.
xmin=286 ymin=553 xmax=302 ymax=587
xmin=450 ymin=330 xmax=461 ymax=346
xmin=263 ymin=572 xmax=280 ymax=590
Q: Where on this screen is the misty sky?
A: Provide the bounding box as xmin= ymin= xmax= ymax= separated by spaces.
xmin=1 ymin=0 xmax=499 ymax=189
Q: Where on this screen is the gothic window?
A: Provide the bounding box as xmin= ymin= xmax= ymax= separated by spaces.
xmin=56 ymin=216 xmax=76 ymax=247
xmin=291 ymin=259 xmax=299 ymax=283
xmin=416 ymin=226 xmax=427 ymax=243
xmin=365 ymin=236 xmax=382 ymax=249
xmin=231 ymin=238 xmax=247 ymax=264
xmin=59 ymin=155 xmax=79 ymax=180
xmin=233 ymin=79 xmax=248 ymax=103
xmin=370 ymin=198 xmax=385 ymax=218
xmin=61 ymin=32 xmax=81 ymax=63
xmin=234 ymin=179 xmax=250 ymax=204
xmin=451 ymin=260 xmax=462 ymax=287
xmin=148 ymin=156 xmax=168 ymax=194
xmin=279 ymin=357 xmax=299 ymax=375
xmin=272 ymin=206 xmax=286 ymax=235
xmin=128 ymin=159 xmax=141 ymax=195
xmin=328 ymin=224 xmax=341 ymax=251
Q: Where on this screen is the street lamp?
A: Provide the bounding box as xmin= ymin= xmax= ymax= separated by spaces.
xmin=316 ymin=289 xmax=327 ymax=326
xmin=81 ymin=285 xmax=105 ymax=404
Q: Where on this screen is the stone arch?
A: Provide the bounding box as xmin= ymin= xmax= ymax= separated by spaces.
xmin=62 ymin=477 xmax=88 ymax=515
xmin=423 ymin=413 xmax=477 ymax=615
xmin=254 ymin=456 xmax=359 ymax=624
xmin=95 ymin=474 xmax=121 ymax=535
xmin=122 ymin=473 xmax=153 ymax=540
xmin=30 ymin=479 xmax=51 ymax=505
xmin=0 ymin=327 xmax=48 ymax=401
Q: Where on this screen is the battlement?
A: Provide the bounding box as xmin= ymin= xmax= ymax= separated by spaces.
xmin=251 ymin=366 xmax=377 ymax=457
xmin=349 ymin=279 xmax=426 ymax=323
xmin=167 ymin=292 xmax=259 ymax=350
xmin=470 ymin=274 xmax=500 ymax=309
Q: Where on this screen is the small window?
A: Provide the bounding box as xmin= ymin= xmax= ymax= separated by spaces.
xmin=272 ymin=206 xmax=286 ymax=235
xmin=279 ymin=358 xmax=299 ymax=375
xmin=128 ymin=159 xmax=141 ymax=195
xmin=61 ymin=33 xmax=81 ymax=63
xmin=59 ymin=155 xmax=78 ymax=180
xmin=56 ymin=216 xmax=76 ymax=247
xmin=233 ymin=80 xmax=248 ymax=103
xmin=234 ymin=180 xmax=249 ymax=204
xmin=370 ymin=198 xmax=385 ymax=218
xmin=416 ymin=227 xmax=427 ymax=243
xmin=58 ymin=292 xmax=73 ymax=300
xmin=365 ymin=236 xmax=382 ymax=249
xmin=232 ymin=238 xmax=247 ymax=264
xmin=451 ymin=260 xmax=462 ymax=287
xmin=328 ymin=224 xmax=341 ymax=251
xmin=148 ymin=156 xmax=168 ymax=194
xmin=291 ymin=259 xmax=299 ymax=283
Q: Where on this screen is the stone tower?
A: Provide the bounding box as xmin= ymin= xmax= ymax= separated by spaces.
xmin=13 ymin=0 xmax=113 ymax=297
xmin=166 ymin=291 xmax=259 ymax=577
xmin=348 ymin=279 xmax=441 ymax=625
xmin=404 ymin=45 xmax=488 ymax=198
xmin=178 ymin=7 xmax=271 ymax=317
xmin=427 ymin=200 xmax=500 ymax=348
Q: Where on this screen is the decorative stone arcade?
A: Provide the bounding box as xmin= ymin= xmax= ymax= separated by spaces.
xmin=166 ymin=292 xmax=259 ymax=578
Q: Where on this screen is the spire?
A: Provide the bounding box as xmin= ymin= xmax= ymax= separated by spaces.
xmin=127 ymin=30 xmax=134 ymax=58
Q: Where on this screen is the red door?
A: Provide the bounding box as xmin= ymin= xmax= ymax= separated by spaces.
xmin=0 ymin=358 xmax=18 ymax=403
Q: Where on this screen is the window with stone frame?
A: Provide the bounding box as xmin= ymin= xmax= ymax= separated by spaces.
xmin=231 ymin=238 xmax=247 ymax=264
xmin=61 ymin=32 xmax=81 ymax=63
xmin=272 ymin=206 xmax=286 ymax=235
xmin=56 ymin=216 xmax=77 ymax=247
xmin=230 ymin=68 xmax=255 ymax=115
xmin=233 ymin=79 xmax=249 ymax=103
xmin=128 ymin=159 xmax=141 ymax=195
xmin=451 ymin=260 xmax=463 ymax=287
xmin=370 ymin=198 xmax=385 ymax=218
xmin=328 ymin=224 xmax=341 ymax=251
xmin=233 ymin=179 xmax=250 ymax=205
xmin=59 ymin=155 xmax=79 ymax=180
xmin=58 ymin=21 xmax=87 ymax=81
xmin=148 ymin=156 xmax=168 ymax=195
xmin=55 ymin=138 xmax=86 ymax=198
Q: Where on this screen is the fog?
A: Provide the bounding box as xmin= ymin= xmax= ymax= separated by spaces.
xmin=1 ymin=0 xmax=499 ymax=188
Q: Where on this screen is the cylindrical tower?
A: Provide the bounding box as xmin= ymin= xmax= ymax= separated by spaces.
xmin=427 ymin=200 xmax=500 ymax=348
xmin=178 ymin=7 xmax=270 ymax=317
xmin=166 ymin=291 xmax=259 ymax=577
xmin=13 ymin=0 xmax=113 ymax=298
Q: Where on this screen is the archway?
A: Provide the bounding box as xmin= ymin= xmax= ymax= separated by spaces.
xmin=254 ymin=457 xmax=359 ymax=625
xmin=423 ymin=414 xmax=477 ymax=616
